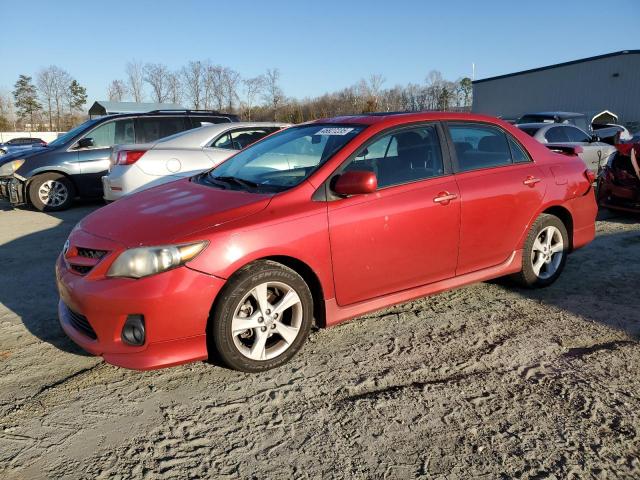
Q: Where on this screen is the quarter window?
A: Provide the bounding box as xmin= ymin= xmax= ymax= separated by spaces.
xmin=345 ymin=125 xmax=444 ymax=189
xmin=449 ymin=124 xmax=512 ymax=172
xmin=508 ymin=138 xmax=530 ymax=163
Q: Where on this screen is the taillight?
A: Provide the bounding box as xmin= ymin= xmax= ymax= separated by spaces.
xmin=584 ymin=169 xmax=596 ymax=184
xmin=116 ymin=150 xmax=147 ymax=165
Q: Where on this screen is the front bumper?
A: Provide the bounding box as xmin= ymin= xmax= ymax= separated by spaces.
xmin=56 ymin=252 xmax=226 ymax=370
xmin=0 ymin=176 xmax=25 ymax=205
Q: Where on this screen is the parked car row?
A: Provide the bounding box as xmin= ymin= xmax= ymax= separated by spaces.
xmin=0 ymin=137 xmax=47 ymax=156
xmin=0 ymin=110 xmax=239 ymax=210
xmin=53 ymin=112 xmax=598 ymax=372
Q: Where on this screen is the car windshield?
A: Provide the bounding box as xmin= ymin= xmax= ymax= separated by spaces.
xmin=203 ymin=124 xmax=365 ymax=192
xmin=47 ymin=118 xmax=100 ymax=147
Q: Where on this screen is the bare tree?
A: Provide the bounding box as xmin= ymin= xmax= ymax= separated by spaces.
xmin=126 ymin=60 xmax=145 ymax=102
xmin=182 ymin=60 xmax=203 ymax=109
xmin=107 ymin=79 xmax=128 ymax=102
xmin=368 ymin=73 xmax=385 ymax=110
xmin=53 ymin=68 xmax=72 ymax=129
xmin=166 ymin=71 xmax=182 ymax=105
xmin=203 ymin=63 xmax=226 ymax=110
xmin=263 ymin=68 xmax=284 ymax=120
xmin=37 ymin=67 xmax=56 ymax=131
xmin=222 ymin=68 xmax=241 ymax=111
xmin=242 ymin=75 xmax=265 ymax=120
xmin=143 ymin=63 xmax=170 ymax=103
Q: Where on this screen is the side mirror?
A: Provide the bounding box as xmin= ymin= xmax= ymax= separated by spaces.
xmin=77 ymin=137 xmax=94 ymax=149
xmin=333 ymin=170 xmax=377 ymax=196
xmin=591 ymin=135 xmax=601 ymax=143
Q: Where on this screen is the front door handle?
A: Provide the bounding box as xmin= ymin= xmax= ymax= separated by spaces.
xmin=433 ymin=191 xmax=458 ymax=205
xmin=523 ymin=176 xmax=541 ymax=187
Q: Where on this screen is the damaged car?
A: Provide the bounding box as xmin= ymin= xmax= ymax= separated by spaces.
xmin=597 ymin=143 xmax=640 ymax=213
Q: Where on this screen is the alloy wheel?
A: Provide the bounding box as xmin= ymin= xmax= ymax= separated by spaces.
xmin=38 ymin=180 xmax=69 ymax=207
xmin=530 ymin=225 xmax=564 ymax=280
xmin=231 ymin=281 xmax=303 ymax=361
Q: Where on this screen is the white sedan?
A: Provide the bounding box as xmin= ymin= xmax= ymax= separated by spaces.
xmin=102 ymin=122 xmax=290 ymax=201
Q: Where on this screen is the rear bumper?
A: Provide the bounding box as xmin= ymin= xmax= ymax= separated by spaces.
xmin=102 ymin=175 xmax=125 ymax=201
xmin=56 ymin=254 xmax=227 ymax=370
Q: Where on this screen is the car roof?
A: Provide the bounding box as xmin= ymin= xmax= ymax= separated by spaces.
xmin=154 ymin=122 xmax=291 ymax=148
xmin=517 ymin=123 xmax=556 ymax=130
xmin=309 ymin=111 xmax=506 ymax=128
xmin=93 ymin=110 xmax=238 ymax=122
xmin=522 ymin=111 xmax=585 ymax=119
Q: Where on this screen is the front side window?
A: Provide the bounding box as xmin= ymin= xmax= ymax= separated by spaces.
xmin=204 ymin=124 xmax=364 ymax=191
xmin=544 ymin=126 xmax=570 ymax=143
xmin=449 ymin=124 xmax=512 ymax=172
xmin=345 ymin=125 xmax=444 ymax=188
xmin=81 ymin=119 xmax=135 ymax=148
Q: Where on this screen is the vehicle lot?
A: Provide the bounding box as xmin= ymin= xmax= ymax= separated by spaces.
xmin=0 ymin=201 xmax=639 ymax=479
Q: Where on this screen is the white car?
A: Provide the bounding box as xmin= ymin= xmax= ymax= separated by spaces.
xmin=102 ymin=122 xmax=290 ymax=201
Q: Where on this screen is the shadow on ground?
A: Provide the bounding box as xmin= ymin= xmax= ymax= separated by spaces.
xmin=0 ymin=200 xmax=104 ymax=355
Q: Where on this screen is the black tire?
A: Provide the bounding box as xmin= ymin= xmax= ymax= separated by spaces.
xmin=28 ymin=173 xmax=75 ymax=211
xmin=210 ymin=260 xmax=313 ymax=372
xmin=511 ymin=214 xmax=569 ymax=288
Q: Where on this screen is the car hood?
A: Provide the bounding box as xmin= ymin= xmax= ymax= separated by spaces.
xmin=79 ymin=178 xmax=273 ymax=247
xmin=0 ymin=146 xmax=49 ymax=166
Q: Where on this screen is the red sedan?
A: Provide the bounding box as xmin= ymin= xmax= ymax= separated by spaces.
xmin=56 ymin=112 xmax=597 ymax=372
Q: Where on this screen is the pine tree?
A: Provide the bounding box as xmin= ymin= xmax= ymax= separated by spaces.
xmin=13 ymin=75 xmax=41 ymax=130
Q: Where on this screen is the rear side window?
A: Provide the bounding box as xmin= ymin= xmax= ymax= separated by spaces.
xmin=449 ymin=124 xmax=512 ymax=172
xmin=545 ymin=126 xmax=570 ymax=143
xmin=346 ymin=125 xmax=444 ymax=189
xmin=211 ymin=127 xmax=280 ymax=150
xmin=565 ymin=126 xmax=590 ymax=143
xmin=136 ymin=117 xmax=189 ymax=143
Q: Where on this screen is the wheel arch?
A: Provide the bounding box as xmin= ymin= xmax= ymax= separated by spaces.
xmin=24 ymin=169 xmax=78 ymax=203
xmin=207 ymin=255 xmax=327 ymax=335
xmin=541 ymin=205 xmax=574 ymax=250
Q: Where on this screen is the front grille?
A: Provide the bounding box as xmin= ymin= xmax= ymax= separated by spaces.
xmin=64 ymin=304 xmax=97 ymax=340
xmin=77 ymin=247 xmax=108 ymax=259
xmin=71 ymin=265 xmax=93 ymax=274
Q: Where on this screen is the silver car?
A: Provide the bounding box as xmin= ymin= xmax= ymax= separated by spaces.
xmin=517 ymin=123 xmax=616 ymax=173
xmin=103 ymin=122 xmax=290 ymax=201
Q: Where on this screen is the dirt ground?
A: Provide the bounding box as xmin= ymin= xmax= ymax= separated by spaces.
xmin=0 ymin=199 xmax=639 ymax=479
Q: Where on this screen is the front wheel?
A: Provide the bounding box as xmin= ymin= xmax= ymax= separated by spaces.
xmin=511 ymin=214 xmax=569 ymax=288
xmin=28 ymin=173 xmax=75 ymax=211
xmin=210 ymin=260 xmax=313 ymax=372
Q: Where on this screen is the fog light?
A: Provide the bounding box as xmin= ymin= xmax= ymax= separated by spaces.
xmin=122 ymin=314 xmax=145 ymax=346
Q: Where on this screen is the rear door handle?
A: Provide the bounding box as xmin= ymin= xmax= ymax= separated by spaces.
xmin=523 ymin=176 xmax=541 ymax=187
xmin=433 ymin=192 xmax=458 ymax=204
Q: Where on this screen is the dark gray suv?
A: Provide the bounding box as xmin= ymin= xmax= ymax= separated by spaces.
xmin=0 ymin=110 xmax=238 ymax=211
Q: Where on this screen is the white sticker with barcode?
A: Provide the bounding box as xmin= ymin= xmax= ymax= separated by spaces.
xmin=314 ymin=127 xmax=354 ymax=136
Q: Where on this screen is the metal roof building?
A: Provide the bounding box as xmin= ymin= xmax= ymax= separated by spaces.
xmin=472 ymin=50 xmax=640 ymax=130
xmin=88 ymin=101 xmax=185 ymax=117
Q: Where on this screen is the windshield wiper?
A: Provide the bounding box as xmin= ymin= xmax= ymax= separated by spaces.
xmin=211 ymin=175 xmax=261 ymax=191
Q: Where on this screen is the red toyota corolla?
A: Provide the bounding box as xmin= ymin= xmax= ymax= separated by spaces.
xmin=56 ymin=112 xmax=597 ymax=372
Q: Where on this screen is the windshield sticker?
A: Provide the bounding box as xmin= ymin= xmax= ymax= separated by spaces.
xmin=314 ymin=127 xmax=354 ymax=136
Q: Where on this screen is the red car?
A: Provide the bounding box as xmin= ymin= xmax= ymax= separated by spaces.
xmin=597 ymin=143 xmax=640 ymax=213
xmin=56 ymin=112 xmax=597 ymax=372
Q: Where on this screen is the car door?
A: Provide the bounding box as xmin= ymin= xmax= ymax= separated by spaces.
xmin=564 ymin=126 xmax=608 ymax=173
xmin=327 ymin=123 xmax=460 ymax=306
xmin=447 ymin=122 xmax=546 ymax=275
xmin=74 ymin=118 xmax=135 ymax=196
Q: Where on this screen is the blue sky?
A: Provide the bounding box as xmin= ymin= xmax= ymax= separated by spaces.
xmin=1 ymin=0 xmax=638 ymax=105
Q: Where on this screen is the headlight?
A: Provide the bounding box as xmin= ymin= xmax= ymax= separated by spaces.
xmin=0 ymin=159 xmax=25 ymax=176
xmin=107 ymin=241 xmax=208 ymax=278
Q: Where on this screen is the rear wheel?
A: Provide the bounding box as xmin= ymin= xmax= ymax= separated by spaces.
xmin=210 ymin=260 xmax=313 ymax=372
xmin=28 ymin=173 xmax=75 ymax=211
xmin=512 ymin=214 xmax=568 ymax=288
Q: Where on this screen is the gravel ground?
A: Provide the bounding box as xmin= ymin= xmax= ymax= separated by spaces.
xmin=0 ymin=200 xmax=639 ymax=479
